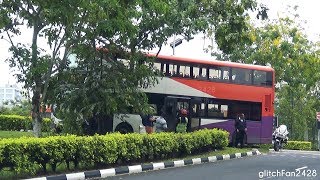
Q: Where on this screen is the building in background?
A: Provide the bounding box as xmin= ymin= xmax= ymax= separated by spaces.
xmin=0 ymin=84 xmax=22 ymax=106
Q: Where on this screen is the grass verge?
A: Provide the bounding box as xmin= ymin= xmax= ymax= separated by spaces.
xmin=0 ymin=130 xmax=57 ymax=139
xmin=0 ymin=130 xmax=34 ymax=139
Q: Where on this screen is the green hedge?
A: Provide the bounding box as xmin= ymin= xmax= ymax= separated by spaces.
xmin=261 ymin=141 xmax=312 ymax=151
xmin=0 ymin=115 xmax=52 ymax=132
xmin=0 ymin=128 xmax=229 ymax=175
xmin=285 ymin=141 xmax=312 ymax=150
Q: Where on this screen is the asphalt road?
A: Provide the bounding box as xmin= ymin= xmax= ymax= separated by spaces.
xmin=102 ymin=150 xmax=320 ymax=180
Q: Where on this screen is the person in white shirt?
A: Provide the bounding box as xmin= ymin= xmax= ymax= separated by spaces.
xmin=154 ymin=116 xmax=168 ymax=133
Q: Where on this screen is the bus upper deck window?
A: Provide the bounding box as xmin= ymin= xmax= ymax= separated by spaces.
xmin=193 ymin=67 xmax=200 ymax=79
xmin=160 ymin=63 xmax=164 ymax=74
xmin=198 ymin=67 xmax=207 ymax=80
xmin=180 ymin=65 xmax=190 ymax=78
xmin=266 ymin=72 xmax=273 ymax=86
xmin=253 ymin=70 xmax=269 ymax=86
xmin=232 ymin=68 xmax=252 ymax=85
xmin=222 ymin=68 xmax=230 ymax=81
xmin=165 ymin=63 xmax=171 ymax=76
xmin=209 ymin=68 xmax=222 ymax=81
xmin=153 ymin=62 xmax=161 ymax=74
xmin=168 ymin=64 xmax=173 ymax=76
xmin=169 ymin=64 xmax=179 ymax=77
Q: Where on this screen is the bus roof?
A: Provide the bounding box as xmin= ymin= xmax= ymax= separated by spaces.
xmin=147 ymin=53 xmax=274 ymax=72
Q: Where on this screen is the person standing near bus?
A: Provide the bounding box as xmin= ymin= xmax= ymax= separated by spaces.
xmin=176 ymin=108 xmax=188 ymax=132
xmin=235 ymin=113 xmax=247 ymax=148
xmin=143 ymin=115 xmax=155 ymax=134
xmin=154 ymin=114 xmax=168 ymax=133
xmin=141 ymin=107 xmax=156 ymax=134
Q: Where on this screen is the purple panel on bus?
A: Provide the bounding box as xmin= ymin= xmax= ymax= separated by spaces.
xmin=198 ymin=116 xmax=273 ymax=144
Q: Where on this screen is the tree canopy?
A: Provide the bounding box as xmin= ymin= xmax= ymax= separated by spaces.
xmin=0 ymin=0 xmax=265 ymax=136
xmin=213 ymin=7 xmax=320 ymax=142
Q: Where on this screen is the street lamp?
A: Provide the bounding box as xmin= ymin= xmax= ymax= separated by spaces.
xmin=170 ymin=35 xmax=183 ymax=55
xmin=169 ymin=34 xmax=194 ymax=55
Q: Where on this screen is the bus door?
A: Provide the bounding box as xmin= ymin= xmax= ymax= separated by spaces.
xmin=163 ymin=96 xmax=190 ymax=132
xmin=188 ymin=98 xmax=202 ymax=131
xmin=163 ymin=96 xmax=178 ymax=132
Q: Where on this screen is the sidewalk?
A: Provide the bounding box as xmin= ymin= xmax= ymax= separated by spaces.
xmin=25 ymin=149 xmax=262 ymax=180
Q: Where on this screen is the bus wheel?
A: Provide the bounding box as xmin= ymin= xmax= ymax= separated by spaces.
xmin=115 ymin=123 xmax=133 ymax=134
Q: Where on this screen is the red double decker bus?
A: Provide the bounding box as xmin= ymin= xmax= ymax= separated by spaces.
xmin=143 ymin=54 xmax=275 ymax=144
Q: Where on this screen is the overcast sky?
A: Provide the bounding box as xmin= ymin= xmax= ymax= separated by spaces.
xmin=1 ymin=0 xmax=319 ymax=86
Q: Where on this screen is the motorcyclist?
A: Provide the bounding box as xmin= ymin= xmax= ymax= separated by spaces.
xmin=272 ymin=124 xmax=289 ymax=143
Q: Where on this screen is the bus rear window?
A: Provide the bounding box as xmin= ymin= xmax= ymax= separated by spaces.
xmin=253 ymin=70 xmax=273 ymax=86
xmin=232 ymin=68 xmax=252 ymax=85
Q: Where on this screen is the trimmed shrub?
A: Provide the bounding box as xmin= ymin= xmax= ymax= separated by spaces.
xmin=115 ymin=133 xmax=144 ymax=163
xmin=285 ymin=141 xmax=312 ymax=150
xmin=142 ymin=132 xmax=180 ymax=160
xmin=260 ymin=141 xmax=312 ymax=151
xmin=208 ymin=128 xmax=229 ymax=149
xmin=0 ymin=128 xmax=229 ymax=175
xmin=90 ymin=135 xmax=119 ymax=166
xmin=0 ymin=137 xmax=39 ymax=174
xmin=0 ymin=115 xmax=52 ymax=132
xmin=0 ymin=115 xmax=28 ymax=131
xmin=177 ymin=128 xmax=227 ymax=155
xmin=57 ymin=135 xmax=81 ymax=169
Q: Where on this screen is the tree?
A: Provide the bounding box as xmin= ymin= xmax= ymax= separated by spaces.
xmin=275 ymin=84 xmax=319 ymax=140
xmin=52 ymin=0 xmax=268 ymax=135
xmin=213 ymin=6 xmax=320 ymax=141
xmin=0 ymin=0 xmax=90 ymax=137
xmin=1 ymin=0 xmax=263 ymax=136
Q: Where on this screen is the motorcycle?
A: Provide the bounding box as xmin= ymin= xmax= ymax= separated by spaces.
xmin=272 ymin=124 xmax=289 ymax=151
